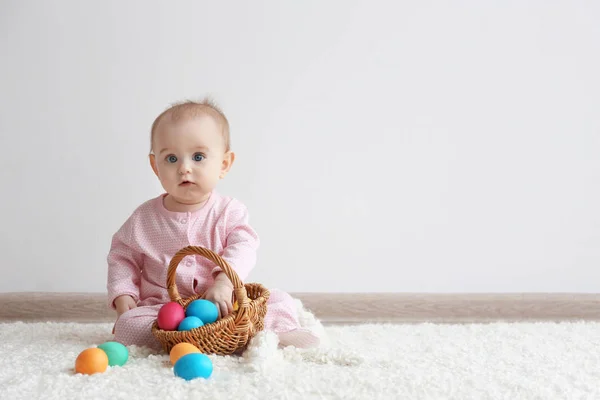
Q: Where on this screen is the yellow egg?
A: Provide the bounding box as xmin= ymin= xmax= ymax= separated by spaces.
xmin=75 ymin=348 xmax=109 ymax=375
xmin=170 ymin=342 xmax=201 ymax=365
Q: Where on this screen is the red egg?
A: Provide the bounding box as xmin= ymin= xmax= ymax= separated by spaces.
xmin=157 ymin=302 xmax=185 ymax=330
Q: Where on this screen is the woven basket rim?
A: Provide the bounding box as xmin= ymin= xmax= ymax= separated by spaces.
xmin=152 ymin=282 xmax=269 ymax=337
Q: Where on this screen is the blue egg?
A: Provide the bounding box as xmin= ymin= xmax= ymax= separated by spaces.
xmin=177 ymin=316 xmax=204 ymax=331
xmin=186 ymin=299 xmax=219 ymax=324
xmin=174 ymin=353 xmax=213 ymax=380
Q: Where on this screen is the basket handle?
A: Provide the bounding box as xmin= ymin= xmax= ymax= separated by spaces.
xmin=166 ymin=246 xmax=251 ymax=315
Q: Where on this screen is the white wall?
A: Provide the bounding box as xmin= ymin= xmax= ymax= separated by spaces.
xmin=1 ymin=0 xmax=599 ymax=294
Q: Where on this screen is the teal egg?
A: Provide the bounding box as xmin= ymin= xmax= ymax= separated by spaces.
xmin=177 ymin=316 xmax=204 ymax=331
xmin=97 ymin=341 xmax=129 ymax=367
xmin=174 ymin=353 xmax=213 ymax=380
xmin=186 ymin=299 xmax=219 ymax=324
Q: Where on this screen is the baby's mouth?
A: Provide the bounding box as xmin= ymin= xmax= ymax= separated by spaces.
xmin=179 ymin=181 xmax=194 ymax=186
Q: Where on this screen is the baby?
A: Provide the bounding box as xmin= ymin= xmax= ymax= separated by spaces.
xmin=107 ymin=99 xmax=321 ymax=351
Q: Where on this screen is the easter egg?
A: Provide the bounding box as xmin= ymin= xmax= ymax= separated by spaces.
xmin=233 ymin=300 xmax=239 ymax=311
xmin=97 ymin=341 xmax=129 ymax=367
xmin=170 ymin=342 xmax=201 ymax=365
xmin=157 ymin=302 xmax=186 ymax=330
xmin=178 ymin=316 xmax=204 ymax=331
xmin=186 ymin=299 xmax=219 ymax=324
xmin=75 ymin=347 xmax=109 ymax=375
xmin=174 ymin=353 xmax=213 ymax=380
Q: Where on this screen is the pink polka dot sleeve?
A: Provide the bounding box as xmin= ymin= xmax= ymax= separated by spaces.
xmin=211 ymin=200 xmax=260 ymax=281
xmin=106 ymin=216 xmax=143 ymax=309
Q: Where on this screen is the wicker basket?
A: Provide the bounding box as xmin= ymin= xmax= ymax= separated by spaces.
xmin=151 ymin=245 xmax=269 ymax=355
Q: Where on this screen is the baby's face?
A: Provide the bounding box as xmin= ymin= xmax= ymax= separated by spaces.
xmin=150 ymin=115 xmax=228 ymax=206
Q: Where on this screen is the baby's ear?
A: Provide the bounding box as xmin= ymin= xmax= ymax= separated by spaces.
xmin=220 ymin=151 xmax=235 ymax=179
xmin=149 ymin=154 xmax=159 ymax=177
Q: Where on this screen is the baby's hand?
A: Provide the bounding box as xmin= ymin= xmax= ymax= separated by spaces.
xmin=203 ymin=277 xmax=234 ymax=320
xmin=112 ymin=295 xmax=137 ymax=334
xmin=114 ymin=295 xmax=137 ymax=318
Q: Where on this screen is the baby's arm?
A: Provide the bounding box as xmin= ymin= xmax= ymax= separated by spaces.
xmin=211 ymin=200 xmax=260 ymax=281
xmin=106 ymin=216 xmax=143 ymax=311
xmin=205 ymin=200 xmax=260 ymax=317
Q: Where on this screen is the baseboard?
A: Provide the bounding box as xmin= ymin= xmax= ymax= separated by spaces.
xmin=0 ymin=292 xmax=599 ymax=324
xmin=293 ymin=293 xmax=600 ymax=323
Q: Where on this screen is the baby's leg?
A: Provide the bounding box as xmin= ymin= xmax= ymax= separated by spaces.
xmin=263 ymin=289 xmax=321 ymax=348
xmin=113 ymin=304 xmax=163 ymax=352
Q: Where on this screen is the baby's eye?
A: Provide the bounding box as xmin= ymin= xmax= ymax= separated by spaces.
xmin=166 ymin=155 xmax=178 ymax=163
xmin=193 ymin=153 xmax=205 ymax=162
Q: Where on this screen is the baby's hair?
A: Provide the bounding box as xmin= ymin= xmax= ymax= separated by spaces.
xmin=150 ymin=98 xmax=231 ymax=153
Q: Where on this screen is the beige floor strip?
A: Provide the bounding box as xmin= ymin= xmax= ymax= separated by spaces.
xmin=1 ymin=292 xmax=599 ymax=324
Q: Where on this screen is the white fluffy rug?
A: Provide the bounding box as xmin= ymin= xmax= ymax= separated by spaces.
xmin=2 ymin=318 xmax=600 ymax=399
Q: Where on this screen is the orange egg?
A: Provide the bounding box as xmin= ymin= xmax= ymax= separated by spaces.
xmin=170 ymin=342 xmax=201 ymax=365
xmin=75 ymin=348 xmax=109 ymax=375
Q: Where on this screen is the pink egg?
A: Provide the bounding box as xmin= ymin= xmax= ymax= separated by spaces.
xmin=157 ymin=302 xmax=185 ymax=330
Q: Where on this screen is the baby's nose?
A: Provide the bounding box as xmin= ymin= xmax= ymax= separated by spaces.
xmin=178 ymin=161 xmax=192 ymax=173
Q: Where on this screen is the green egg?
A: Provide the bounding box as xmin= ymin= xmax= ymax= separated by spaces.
xmin=97 ymin=341 xmax=129 ymax=367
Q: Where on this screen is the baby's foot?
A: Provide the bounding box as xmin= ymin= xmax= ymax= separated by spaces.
xmin=278 ymin=328 xmax=321 ymax=349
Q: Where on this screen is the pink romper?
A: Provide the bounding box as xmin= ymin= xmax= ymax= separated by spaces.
xmin=107 ymin=191 xmax=319 ymax=351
